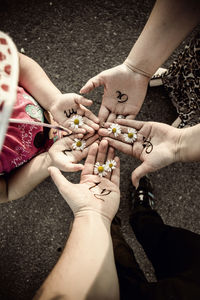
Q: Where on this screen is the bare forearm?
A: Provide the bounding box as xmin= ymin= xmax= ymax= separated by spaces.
xmin=34 ymin=213 xmax=119 ymax=300
xmin=178 ymin=124 xmax=200 ymax=162
xmin=19 ymin=53 xmax=61 ymax=111
xmin=7 ymin=152 xmax=51 ymax=201
xmin=125 ymin=0 xmax=200 ymax=75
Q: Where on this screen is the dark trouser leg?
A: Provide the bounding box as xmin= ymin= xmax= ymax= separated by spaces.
xmin=111 ymin=217 xmax=147 ymax=300
xmin=130 ymin=207 xmax=200 ymax=282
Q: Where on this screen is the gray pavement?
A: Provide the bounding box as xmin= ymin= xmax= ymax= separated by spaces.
xmin=0 ymin=0 xmax=200 ymax=299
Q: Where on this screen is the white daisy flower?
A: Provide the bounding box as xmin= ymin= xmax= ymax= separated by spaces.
xmin=108 ymin=123 xmax=121 ymax=137
xmin=105 ymin=159 xmax=117 ymax=172
xmin=94 ymin=162 xmax=107 ymax=177
xmin=72 ymin=138 xmax=86 ymax=151
xmin=70 ymin=115 xmax=84 ymax=129
xmin=124 ymin=128 xmax=137 ymax=143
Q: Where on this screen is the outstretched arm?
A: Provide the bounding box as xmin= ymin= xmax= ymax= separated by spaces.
xmin=18 ymin=53 xmax=99 ymax=131
xmin=99 ymin=120 xmax=200 ymax=187
xmin=34 ymin=141 xmax=120 ymax=300
xmin=80 ymin=0 xmax=200 ymax=123
xmin=0 ymin=152 xmax=50 ymax=202
xmin=125 ymin=0 xmax=200 ymax=76
xmin=18 ymin=53 xmax=61 ymax=111
xmin=0 ymin=133 xmax=98 ymax=202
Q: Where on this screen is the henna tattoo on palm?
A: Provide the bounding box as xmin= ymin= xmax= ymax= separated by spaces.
xmin=63 ymin=149 xmax=72 ymax=156
xmin=89 ymin=182 xmax=111 ymax=202
xmin=116 ymin=91 xmax=128 ymax=103
xmin=64 ymin=108 xmax=77 ymax=118
xmin=142 ymin=136 xmax=153 ymax=154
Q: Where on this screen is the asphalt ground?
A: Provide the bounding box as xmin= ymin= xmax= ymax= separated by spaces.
xmin=0 ymin=0 xmax=199 ymax=299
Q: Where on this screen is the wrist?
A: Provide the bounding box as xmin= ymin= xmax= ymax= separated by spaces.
xmin=44 ymin=152 xmax=53 ymax=168
xmin=174 ymin=128 xmax=185 ymax=163
xmin=74 ymin=210 xmax=111 ymax=230
xmin=47 ymin=91 xmax=62 ymax=112
xmin=176 ymin=126 xmax=200 ymax=163
xmin=123 ymin=60 xmax=151 ymax=80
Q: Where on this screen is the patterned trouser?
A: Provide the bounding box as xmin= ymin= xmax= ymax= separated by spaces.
xmin=162 ymin=32 xmax=200 ymax=128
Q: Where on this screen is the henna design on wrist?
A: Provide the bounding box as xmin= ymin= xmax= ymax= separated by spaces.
xmin=142 ymin=136 xmax=153 ymax=154
xmin=64 ymin=108 xmax=77 ymax=118
xmin=116 ymin=91 xmax=128 ymax=103
xmin=89 ymin=182 xmax=111 ymax=202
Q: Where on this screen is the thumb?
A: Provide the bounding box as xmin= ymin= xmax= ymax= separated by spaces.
xmin=80 ymin=74 xmax=103 ymax=94
xmin=48 ymin=166 xmax=74 ymax=199
xmin=131 ymin=163 xmax=150 ymax=188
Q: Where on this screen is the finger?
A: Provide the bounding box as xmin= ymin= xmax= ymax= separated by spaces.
xmin=48 ymin=166 xmax=74 ymax=196
xmin=105 ymin=146 xmax=115 ymax=180
xmin=67 ymin=133 xmax=83 ymax=141
xmin=106 ymin=113 xmax=117 ymax=123
xmin=82 ymin=123 xmax=95 ymax=134
xmin=62 ymin=163 xmax=84 ymax=172
xmin=82 ymin=117 xmax=99 ymax=131
xmin=132 ymin=141 xmax=145 ymax=160
xmin=66 ymin=133 xmax=99 ymax=154
xmin=80 ymin=105 xmax=100 ymax=124
xmin=61 ymin=134 xmax=84 ymax=149
xmin=131 ymin=163 xmax=150 ymax=188
xmin=115 ymin=119 xmax=145 ymax=131
xmin=80 ymin=74 xmax=104 ymax=94
xmin=71 ymin=133 xmax=84 ymax=139
xmin=103 ymin=137 xmax=132 ymax=156
xmin=98 ymin=127 xmax=109 ymax=137
xmin=74 ymin=95 xmax=93 ymax=107
xmin=81 ymin=142 xmax=98 ymax=176
xmin=98 ymin=105 xmax=110 ymax=125
xmin=85 ymin=133 xmax=99 ymax=147
xmin=83 ymin=131 xmax=96 ymax=140
xmin=126 ymin=114 xmax=135 ymax=120
xmin=78 ymin=135 xmax=99 ymax=160
xmin=99 ymin=126 xmax=140 ymax=146
xmin=96 ymin=139 xmax=109 ymax=164
xmin=111 ymin=156 xmax=120 ymax=187
xmin=50 ymin=147 xmax=83 ymax=171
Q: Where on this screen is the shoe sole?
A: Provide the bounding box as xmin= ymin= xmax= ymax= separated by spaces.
xmin=0 ymin=31 xmax=19 ymax=151
xmin=149 ymin=67 xmax=167 ymax=87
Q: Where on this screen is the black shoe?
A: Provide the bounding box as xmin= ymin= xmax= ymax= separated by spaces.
xmin=130 ymin=176 xmax=155 ymax=210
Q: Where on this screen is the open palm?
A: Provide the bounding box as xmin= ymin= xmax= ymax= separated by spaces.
xmin=49 ymin=141 xmax=120 ymax=222
xmin=98 ymin=119 xmax=181 ymax=187
xmin=80 ymin=64 xmax=149 ymax=123
xmin=48 ymin=132 xmax=99 ymax=172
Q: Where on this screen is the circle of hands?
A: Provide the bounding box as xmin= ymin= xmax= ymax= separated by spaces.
xmin=48 ymin=64 xmax=182 ymax=221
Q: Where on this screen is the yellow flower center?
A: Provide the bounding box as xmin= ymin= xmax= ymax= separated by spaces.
xmin=74 ymin=119 xmax=79 ymax=125
xmin=112 ymin=128 xmax=117 ymax=133
xmin=98 ymin=166 xmax=104 ymax=173
xmin=76 ymin=140 xmax=82 ymax=147
xmin=128 ymin=132 xmax=133 ymax=138
xmin=109 ymin=163 xmax=113 ymax=168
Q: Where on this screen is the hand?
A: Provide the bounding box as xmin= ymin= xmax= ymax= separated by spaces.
xmin=49 ymin=93 xmax=100 ymax=134
xmin=80 ymin=64 xmax=149 ymax=123
xmin=49 ymin=140 xmax=120 ymax=223
xmin=99 ymin=119 xmax=181 ymax=187
xmin=48 ymin=132 xmax=99 ymax=172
